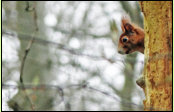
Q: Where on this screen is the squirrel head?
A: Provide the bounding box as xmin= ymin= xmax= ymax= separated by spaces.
xmin=118 ymin=15 xmax=145 ymax=54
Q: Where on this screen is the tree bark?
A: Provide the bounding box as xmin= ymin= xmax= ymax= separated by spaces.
xmin=139 ymin=1 xmax=172 ymax=111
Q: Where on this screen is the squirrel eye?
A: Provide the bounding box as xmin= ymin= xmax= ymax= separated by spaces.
xmin=122 ymin=37 xmax=128 ymax=43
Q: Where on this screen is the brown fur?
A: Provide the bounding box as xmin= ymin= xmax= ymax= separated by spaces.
xmin=118 ymin=16 xmax=145 ymax=54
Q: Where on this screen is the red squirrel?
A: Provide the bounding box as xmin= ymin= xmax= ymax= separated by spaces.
xmin=118 ymin=15 xmax=145 ymax=54
xmin=118 ymin=15 xmax=145 ymax=89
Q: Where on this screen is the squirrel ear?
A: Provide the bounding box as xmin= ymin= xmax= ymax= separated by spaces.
xmin=124 ymin=23 xmax=134 ymax=32
xmin=121 ymin=15 xmax=134 ymax=32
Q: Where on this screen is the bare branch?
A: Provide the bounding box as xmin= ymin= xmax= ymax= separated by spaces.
xmin=19 ymin=2 xmax=39 ymax=110
xmin=3 ymin=82 xmax=169 ymax=110
xmin=2 ymin=30 xmax=145 ymax=64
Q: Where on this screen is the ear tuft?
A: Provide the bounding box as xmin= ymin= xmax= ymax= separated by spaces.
xmin=122 ymin=15 xmax=131 ymax=26
xmin=121 ymin=15 xmax=134 ymax=32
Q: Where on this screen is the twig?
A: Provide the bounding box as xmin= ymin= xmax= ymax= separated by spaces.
xmin=2 ymin=30 xmax=145 ymax=64
xmin=25 ymin=1 xmax=34 ymax=12
xmin=19 ymin=2 xmax=39 ymax=110
xmin=86 ymin=86 xmax=143 ymax=110
xmin=19 ymin=39 xmax=35 ymax=110
xmin=3 ymin=82 xmax=143 ymax=109
xmin=1 ymin=83 xmax=144 ymax=110
xmin=3 ymin=82 xmax=170 ymax=110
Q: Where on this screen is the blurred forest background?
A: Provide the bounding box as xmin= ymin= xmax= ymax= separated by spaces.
xmin=2 ymin=1 xmax=145 ymax=111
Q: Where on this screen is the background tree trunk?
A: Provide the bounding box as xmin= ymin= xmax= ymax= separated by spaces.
xmin=140 ymin=1 xmax=172 ymax=111
xmin=8 ymin=2 xmax=55 ymax=110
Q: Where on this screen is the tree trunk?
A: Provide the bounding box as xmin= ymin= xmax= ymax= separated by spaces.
xmin=139 ymin=1 xmax=172 ymax=111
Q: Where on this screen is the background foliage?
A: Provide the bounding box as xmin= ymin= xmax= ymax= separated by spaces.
xmin=2 ymin=1 xmax=145 ymax=111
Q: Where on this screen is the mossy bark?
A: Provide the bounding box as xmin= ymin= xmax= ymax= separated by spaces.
xmin=139 ymin=1 xmax=172 ymax=111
